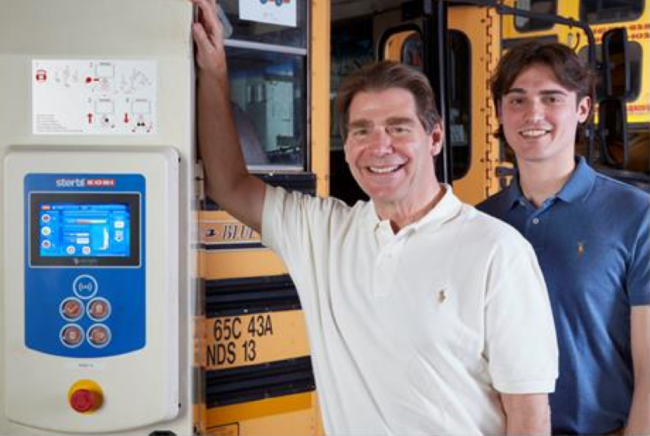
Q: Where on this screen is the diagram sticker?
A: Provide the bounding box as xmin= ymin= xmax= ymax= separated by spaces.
xmin=32 ymin=60 xmax=157 ymax=135
xmin=239 ymin=0 xmax=296 ymax=27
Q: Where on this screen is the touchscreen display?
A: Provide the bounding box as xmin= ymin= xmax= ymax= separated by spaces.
xmin=30 ymin=193 xmax=140 ymax=266
xmin=39 ymin=203 xmax=130 ymax=257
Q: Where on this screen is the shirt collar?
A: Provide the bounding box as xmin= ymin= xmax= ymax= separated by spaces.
xmin=360 ymin=184 xmax=463 ymax=233
xmin=505 ymin=156 xmax=596 ymax=208
xmin=555 ymin=156 xmax=596 ymax=203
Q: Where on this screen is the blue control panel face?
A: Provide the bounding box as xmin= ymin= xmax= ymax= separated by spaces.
xmin=24 ymin=174 xmax=146 ymax=358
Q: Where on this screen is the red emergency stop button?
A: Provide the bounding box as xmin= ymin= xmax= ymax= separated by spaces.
xmin=68 ymin=380 xmax=103 ymax=414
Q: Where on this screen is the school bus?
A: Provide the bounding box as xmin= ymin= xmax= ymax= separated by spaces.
xmin=196 ymin=0 xmax=646 ymax=434
xmin=0 ymin=1 xmax=643 ymax=435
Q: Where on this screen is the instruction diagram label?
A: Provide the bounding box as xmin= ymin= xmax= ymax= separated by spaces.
xmin=32 ymin=60 xmax=157 ymax=135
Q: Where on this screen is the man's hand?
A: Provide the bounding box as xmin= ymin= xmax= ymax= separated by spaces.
xmin=190 ymin=0 xmax=226 ymax=79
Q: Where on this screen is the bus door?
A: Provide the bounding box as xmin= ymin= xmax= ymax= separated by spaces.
xmin=375 ymin=2 xmax=453 ymax=187
xmin=376 ymin=3 xmax=505 ymax=205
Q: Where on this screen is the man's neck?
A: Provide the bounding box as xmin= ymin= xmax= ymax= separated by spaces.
xmin=376 ymin=184 xmax=445 ymax=233
xmin=517 ymin=157 xmax=576 ymax=208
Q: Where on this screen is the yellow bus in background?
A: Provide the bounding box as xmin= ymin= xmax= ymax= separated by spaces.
xmin=196 ymin=0 xmax=647 ymax=433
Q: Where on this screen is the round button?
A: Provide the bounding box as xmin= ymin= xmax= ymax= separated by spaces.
xmin=60 ymin=298 xmax=84 ymax=322
xmin=41 ymin=240 xmax=52 ymax=249
xmin=68 ymin=380 xmax=103 ymax=414
xmin=532 ymin=217 xmax=540 ymax=225
xmin=60 ymin=324 xmax=84 ymax=348
xmin=87 ymin=324 xmax=111 ymax=348
xmin=41 ymin=227 xmax=51 ymax=236
xmin=82 ymin=246 xmax=91 ymax=255
xmin=66 ymin=245 xmax=76 ymax=255
xmin=41 ymin=214 xmax=51 ymax=223
xmin=87 ymin=298 xmax=111 ymax=322
xmin=72 ymin=275 xmax=98 ymax=300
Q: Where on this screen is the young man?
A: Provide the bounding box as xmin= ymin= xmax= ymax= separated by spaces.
xmin=192 ymin=1 xmax=558 ymax=433
xmin=479 ymin=41 xmax=650 ymax=435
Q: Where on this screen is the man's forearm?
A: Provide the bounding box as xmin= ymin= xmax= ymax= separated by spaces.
xmin=196 ymin=73 xmax=265 ymax=231
xmin=501 ymin=393 xmax=551 ymax=435
xmin=625 ymin=383 xmax=650 ymax=436
xmin=192 ymin=0 xmax=265 ymax=231
xmin=625 ymin=306 xmax=650 ymax=435
xmin=197 ymin=73 xmax=248 ymax=201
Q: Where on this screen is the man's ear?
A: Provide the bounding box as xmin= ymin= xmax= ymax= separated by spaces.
xmin=577 ymin=95 xmax=592 ymax=123
xmin=430 ymin=123 xmax=444 ymax=157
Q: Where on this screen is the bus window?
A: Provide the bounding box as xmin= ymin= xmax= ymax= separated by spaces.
xmin=379 ymin=27 xmax=421 ymax=65
xmin=578 ymin=41 xmax=642 ymax=102
xmin=581 ymin=0 xmax=645 ymax=24
xmin=227 ymin=47 xmax=307 ymax=171
xmin=401 ymin=34 xmax=424 ymax=70
xmin=448 ymin=30 xmax=472 ymax=180
xmin=514 ymin=0 xmax=557 ymax=32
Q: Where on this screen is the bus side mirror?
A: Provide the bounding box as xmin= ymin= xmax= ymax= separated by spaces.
xmin=601 ymin=27 xmax=630 ymax=99
xmin=598 ymin=98 xmax=628 ymax=167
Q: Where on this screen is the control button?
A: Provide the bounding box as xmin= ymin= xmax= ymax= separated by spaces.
xmin=82 ymin=246 xmax=91 ymax=255
xmin=68 ymin=379 xmax=103 ymax=414
xmin=87 ymin=298 xmax=111 ymax=322
xmin=41 ymin=240 xmax=52 ymax=249
xmin=66 ymin=245 xmax=76 ymax=255
xmin=60 ymin=324 xmax=84 ymax=348
xmin=72 ymin=275 xmax=98 ymax=300
xmin=41 ymin=226 xmax=51 ymax=236
xmin=41 ymin=214 xmax=51 ymax=223
xmin=60 ymin=298 xmax=84 ymax=322
xmin=87 ymin=324 xmax=111 ymax=348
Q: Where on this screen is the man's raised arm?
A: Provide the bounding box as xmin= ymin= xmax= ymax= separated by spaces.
xmin=191 ymin=0 xmax=266 ymax=232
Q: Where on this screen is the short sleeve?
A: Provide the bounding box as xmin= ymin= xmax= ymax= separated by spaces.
xmin=260 ymin=185 xmax=313 ymax=276
xmin=484 ymin=237 xmax=559 ymax=394
xmin=627 ymin=204 xmax=650 ymax=306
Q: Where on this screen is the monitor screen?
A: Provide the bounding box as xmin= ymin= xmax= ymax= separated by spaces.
xmin=30 ymin=193 xmax=140 ymax=266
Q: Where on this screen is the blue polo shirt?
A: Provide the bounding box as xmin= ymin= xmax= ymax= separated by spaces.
xmin=478 ymin=157 xmax=650 ymax=435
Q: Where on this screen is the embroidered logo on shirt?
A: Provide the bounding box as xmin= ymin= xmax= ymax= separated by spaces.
xmin=438 ymin=290 xmax=447 ymax=303
xmin=577 ymin=240 xmax=586 ymax=258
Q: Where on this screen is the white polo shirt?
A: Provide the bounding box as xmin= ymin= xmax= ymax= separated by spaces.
xmin=262 ymin=185 xmax=558 ymax=436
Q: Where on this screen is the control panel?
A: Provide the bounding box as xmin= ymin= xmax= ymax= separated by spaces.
xmin=3 ymin=147 xmax=179 ymax=433
xmin=26 ymin=177 xmax=145 ymax=359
